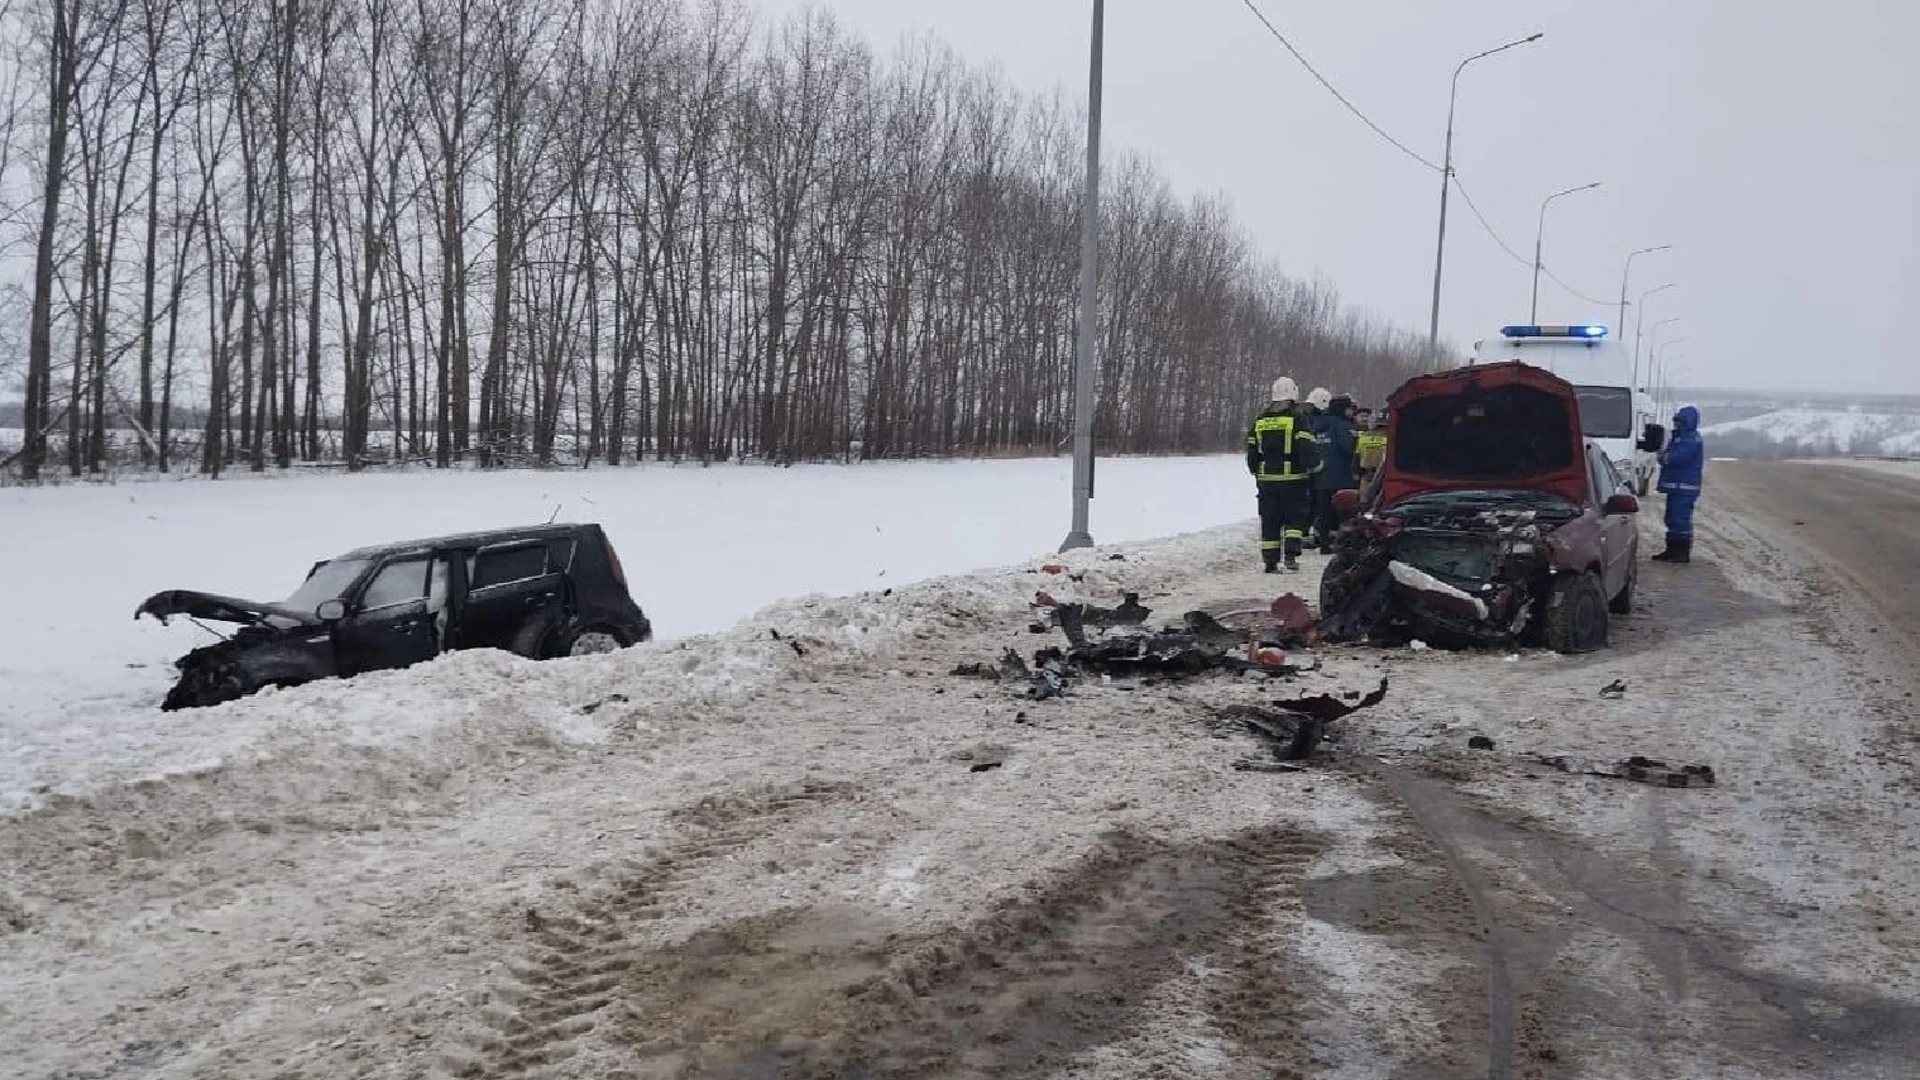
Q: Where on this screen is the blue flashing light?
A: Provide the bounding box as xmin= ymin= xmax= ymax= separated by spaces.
xmin=1500 ymin=324 xmax=1609 ymax=340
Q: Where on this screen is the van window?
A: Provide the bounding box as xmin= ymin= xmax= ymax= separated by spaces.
xmin=470 ymin=545 xmax=549 ymax=590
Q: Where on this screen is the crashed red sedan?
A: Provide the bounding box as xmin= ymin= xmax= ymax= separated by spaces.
xmin=1318 ymin=361 xmax=1640 ymax=653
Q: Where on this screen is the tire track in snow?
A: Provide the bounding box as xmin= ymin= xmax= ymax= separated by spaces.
xmin=441 ymin=780 xmax=858 ymax=1079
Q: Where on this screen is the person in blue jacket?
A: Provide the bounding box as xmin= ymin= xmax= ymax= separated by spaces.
xmin=1653 ymin=404 xmax=1705 ymax=563
xmin=1311 ymin=393 xmax=1360 ymax=552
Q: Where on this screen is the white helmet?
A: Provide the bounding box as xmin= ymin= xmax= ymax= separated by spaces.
xmin=1271 ymin=377 xmax=1299 ymax=403
xmin=1308 ymin=387 xmax=1332 ymax=411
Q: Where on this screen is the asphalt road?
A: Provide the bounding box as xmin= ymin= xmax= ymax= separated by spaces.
xmin=1710 ymin=461 xmax=1920 ymax=656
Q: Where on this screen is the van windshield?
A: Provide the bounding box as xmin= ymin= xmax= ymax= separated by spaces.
xmin=1574 ymin=385 xmax=1633 ymax=438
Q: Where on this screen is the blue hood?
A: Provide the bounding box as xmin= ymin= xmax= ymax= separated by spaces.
xmin=1672 ymin=405 xmax=1700 ymax=433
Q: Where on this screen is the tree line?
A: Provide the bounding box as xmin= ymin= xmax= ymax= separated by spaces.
xmin=0 ymin=0 xmax=1444 ymax=481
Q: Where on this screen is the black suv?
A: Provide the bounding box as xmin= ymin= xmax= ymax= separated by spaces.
xmin=137 ymin=523 xmax=653 ymax=710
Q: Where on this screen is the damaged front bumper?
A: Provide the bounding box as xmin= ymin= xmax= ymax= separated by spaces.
xmin=1320 ymin=513 xmax=1554 ymax=647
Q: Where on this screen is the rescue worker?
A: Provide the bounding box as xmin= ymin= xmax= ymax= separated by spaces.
xmin=1247 ymin=378 xmax=1320 ymax=572
xmin=1302 ymin=388 xmax=1334 ymax=547
xmin=1311 ymin=394 xmax=1359 ymax=552
xmin=1354 ymin=408 xmax=1388 ymax=487
xmin=1653 ymin=404 xmax=1705 ymax=563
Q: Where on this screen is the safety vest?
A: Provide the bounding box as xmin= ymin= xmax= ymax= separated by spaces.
xmin=1249 ymin=412 xmax=1317 ymax=482
xmin=1355 ymin=431 xmax=1388 ymax=470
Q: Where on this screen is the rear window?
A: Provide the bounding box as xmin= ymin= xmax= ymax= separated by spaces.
xmin=470 ymin=545 xmax=549 ymax=590
xmin=1393 ymin=384 xmax=1575 ymax=480
xmin=1575 ymin=385 xmax=1633 ymax=438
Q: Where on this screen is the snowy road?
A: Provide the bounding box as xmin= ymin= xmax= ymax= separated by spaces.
xmin=1712 ymin=461 xmax=1920 ymax=651
xmin=2 ymin=473 xmax=1919 ymax=1077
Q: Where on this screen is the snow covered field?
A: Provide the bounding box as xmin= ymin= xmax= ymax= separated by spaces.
xmin=1701 ymin=406 xmax=1920 ymax=455
xmin=0 ymin=456 xmax=1254 ymax=810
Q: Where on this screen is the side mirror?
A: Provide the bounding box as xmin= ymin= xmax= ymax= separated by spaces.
xmin=315 ymin=599 xmax=347 ymax=622
xmin=1604 ymin=493 xmax=1640 ymax=516
xmin=1332 ymin=489 xmax=1362 ymax=515
xmin=1637 ymin=422 xmax=1667 ymax=453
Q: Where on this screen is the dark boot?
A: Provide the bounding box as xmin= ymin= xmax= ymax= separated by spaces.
xmin=1670 ymin=538 xmax=1692 ymax=564
xmin=1652 ymin=536 xmax=1680 ymax=562
xmin=1263 ymin=552 xmax=1281 ymax=574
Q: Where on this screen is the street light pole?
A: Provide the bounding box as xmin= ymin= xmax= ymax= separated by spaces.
xmin=1426 ymin=32 xmax=1542 ymax=359
xmin=1616 ymin=244 xmax=1671 ymax=338
xmin=1530 ymin=181 xmax=1601 ymax=322
xmin=1630 ymin=283 xmax=1678 ymax=391
xmin=1061 ymin=0 xmax=1103 ymax=552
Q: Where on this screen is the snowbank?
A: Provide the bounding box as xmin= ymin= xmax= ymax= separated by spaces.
xmin=0 ymin=456 xmax=1259 ymax=810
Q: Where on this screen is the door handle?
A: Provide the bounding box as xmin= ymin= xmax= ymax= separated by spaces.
xmin=393 ymin=621 xmax=418 ymax=633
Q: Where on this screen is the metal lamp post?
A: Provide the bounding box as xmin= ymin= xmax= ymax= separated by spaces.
xmin=1630 ymin=283 xmax=1678 ymax=390
xmin=1426 ymin=31 xmax=1543 ymax=358
xmin=1061 ymin=0 xmax=1104 ymax=552
xmin=1616 ymin=244 xmax=1671 ymax=339
xmin=1530 ymin=181 xmax=1601 ymax=321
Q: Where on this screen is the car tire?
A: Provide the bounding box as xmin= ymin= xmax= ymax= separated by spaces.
xmin=1317 ymin=554 xmax=1351 ymax=615
xmin=545 ymin=620 xmax=634 ymax=659
xmin=1609 ymin=557 xmax=1637 ymax=615
xmin=1544 ymin=571 xmax=1609 ymax=654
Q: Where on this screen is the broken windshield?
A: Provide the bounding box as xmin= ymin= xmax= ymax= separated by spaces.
xmin=283 ymin=558 xmax=373 ymax=612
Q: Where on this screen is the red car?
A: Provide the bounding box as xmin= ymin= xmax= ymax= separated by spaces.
xmin=1319 ymin=361 xmax=1641 ymax=653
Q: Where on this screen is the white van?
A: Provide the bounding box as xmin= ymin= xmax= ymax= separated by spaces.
xmin=1469 ymin=324 xmax=1663 ymax=494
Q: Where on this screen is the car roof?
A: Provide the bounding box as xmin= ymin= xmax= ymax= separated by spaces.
xmin=335 ymin=523 xmax=593 ymax=561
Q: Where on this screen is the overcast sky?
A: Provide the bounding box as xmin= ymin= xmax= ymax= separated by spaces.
xmin=755 ymin=0 xmax=1920 ymax=395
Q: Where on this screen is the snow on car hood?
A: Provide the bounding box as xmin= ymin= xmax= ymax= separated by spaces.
xmin=135 ymin=590 xmax=322 ymax=628
xmin=1379 ymin=361 xmax=1590 ymax=509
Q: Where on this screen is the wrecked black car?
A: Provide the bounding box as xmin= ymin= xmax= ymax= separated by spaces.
xmin=1318 ymin=361 xmax=1640 ymax=654
xmin=137 ymin=523 xmax=653 ymax=710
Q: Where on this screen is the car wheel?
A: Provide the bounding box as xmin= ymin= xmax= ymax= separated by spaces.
xmin=548 ymin=621 xmax=632 ymax=659
xmin=1544 ymin=571 xmax=1609 ymax=654
xmin=1609 ymin=557 xmax=1637 ymax=615
xmin=1317 ymin=554 xmax=1351 ymax=615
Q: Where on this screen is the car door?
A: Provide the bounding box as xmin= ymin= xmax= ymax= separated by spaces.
xmin=333 ymin=555 xmax=440 ymax=677
xmin=458 ymin=542 xmax=566 ymax=652
xmin=1588 ymin=446 xmax=1637 ymax=596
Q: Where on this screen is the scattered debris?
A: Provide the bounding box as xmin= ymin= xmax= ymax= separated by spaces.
xmin=1529 ymin=753 xmax=1716 ymax=788
xmin=1212 ymin=678 xmax=1391 ymax=765
xmin=1107 ymin=553 xmax=1128 ymax=561
xmin=580 ymin=693 xmax=629 ymax=715
xmin=1599 ymin=679 xmax=1629 ymax=699
xmin=1468 ymin=735 xmax=1497 ymax=751
xmin=950 ymin=744 xmax=1010 ymax=773
xmin=1410 ymin=639 xmax=1431 ymax=652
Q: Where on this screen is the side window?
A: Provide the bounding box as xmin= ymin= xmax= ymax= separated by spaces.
xmin=470 ymin=544 xmax=549 ymax=591
xmin=547 ymin=538 xmax=577 ymax=573
xmin=1589 ymin=447 xmax=1624 ymax=502
xmin=360 ymin=557 xmax=430 ymax=611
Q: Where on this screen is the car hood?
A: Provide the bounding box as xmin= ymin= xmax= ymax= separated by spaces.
xmin=1378 ymin=361 xmax=1590 ymax=509
xmin=136 ymin=589 xmax=322 ymax=628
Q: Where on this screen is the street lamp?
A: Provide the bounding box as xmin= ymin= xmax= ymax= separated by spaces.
xmin=1616 ymin=244 xmax=1671 ymax=339
xmin=1631 ymin=283 xmax=1678 ymax=389
xmin=1427 ymin=31 xmax=1543 ymax=356
xmin=1062 ymin=0 xmax=1104 ymax=552
xmin=1530 ymin=181 xmax=1601 ymax=321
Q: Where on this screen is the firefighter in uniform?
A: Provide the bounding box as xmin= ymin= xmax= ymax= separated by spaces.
xmin=1246 ymin=377 xmax=1320 ymax=573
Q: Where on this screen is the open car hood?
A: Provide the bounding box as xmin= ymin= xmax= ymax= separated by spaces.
xmin=136 ymin=589 xmax=321 ymax=628
xmin=1378 ymin=361 xmax=1589 ymax=509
